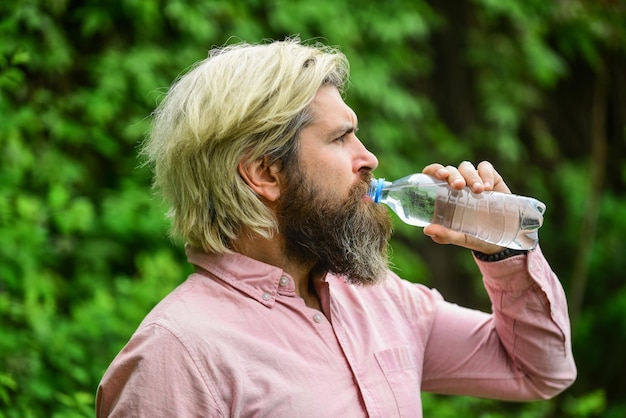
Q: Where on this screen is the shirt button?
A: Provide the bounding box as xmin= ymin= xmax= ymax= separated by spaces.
xmin=279 ymin=276 xmax=289 ymax=287
xmin=313 ymin=313 xmax=323 ymax=323
xmin=262 ymin=292 xmax=271 ymax=301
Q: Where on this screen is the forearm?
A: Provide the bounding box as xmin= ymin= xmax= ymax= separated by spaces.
xmin=477 ymin=246 xmax=577 ymax=398
xmin=422 ymin=246 xmax=576 ymax=400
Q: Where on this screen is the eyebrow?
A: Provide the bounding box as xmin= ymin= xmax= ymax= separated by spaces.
xmin=327 ymin=123 xmax=358 ymax=139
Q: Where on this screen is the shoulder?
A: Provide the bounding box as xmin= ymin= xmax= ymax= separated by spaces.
xmin=97 ymin=275 xmax=230 ymax=416
xmin=97 ymin=321 xmax=226 ymax=417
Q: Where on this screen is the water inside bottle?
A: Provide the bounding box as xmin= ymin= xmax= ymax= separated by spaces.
xmin=381 ymin=186 xmax=437 ymax=227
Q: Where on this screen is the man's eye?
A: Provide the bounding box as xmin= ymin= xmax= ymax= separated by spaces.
xmin=335 ymin=135 xmax=346 ymax=143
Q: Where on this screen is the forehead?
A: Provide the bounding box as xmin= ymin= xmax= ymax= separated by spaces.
xmin=308 ymin=85 xmax=358 ymax=132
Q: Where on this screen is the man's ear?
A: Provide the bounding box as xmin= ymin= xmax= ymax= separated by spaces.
xmin=238 ymin=156 xmax=282 ymax=202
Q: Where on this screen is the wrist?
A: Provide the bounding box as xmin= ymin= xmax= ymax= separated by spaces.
xmin=473 ymin=248 xmax=528 ymax=262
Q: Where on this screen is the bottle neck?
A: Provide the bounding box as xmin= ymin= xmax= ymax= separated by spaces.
xmin=368 ymin=178 xmax=387 ymax=203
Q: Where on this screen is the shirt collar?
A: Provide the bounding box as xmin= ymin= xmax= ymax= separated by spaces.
xmin=185 ymin=245 xmax=296 ymax=307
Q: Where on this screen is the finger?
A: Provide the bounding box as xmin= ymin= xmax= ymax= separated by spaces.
xmin=422 ymin=163 xmax=464 ymax=189
xmin=458 ymin=161 xmax=484 ymax=193
xmin=423 ymin=224 xmax=455 ymax=245
xmin=477 ymin=161 xmax=510 ymax=193
xmin=421 ymin=163 xmax=445 ymax=178
xmin=476 ymin=161 xmax=495 ymax=190
xmin=443 ymin=165 xmax=466 ymax=189
xmin=423 ymin=224 xmax=466 ymax=246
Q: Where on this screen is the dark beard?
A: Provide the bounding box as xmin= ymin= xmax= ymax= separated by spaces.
xmin=277 ymin=170 xmax=393 ymax=285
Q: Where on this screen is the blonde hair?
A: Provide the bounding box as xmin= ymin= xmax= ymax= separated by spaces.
xmin=141 ymin=38 xmax=349 ymax=253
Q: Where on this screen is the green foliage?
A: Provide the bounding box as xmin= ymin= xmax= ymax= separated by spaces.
xmin=423 ymin=394 xmax=555 ymax=418
xmin=562 ymin=389 xmax=607 ymax=418
xmin=424 ymin=390 xmax=610 ymax=418
xmin=1 ymin=0 xmax=625 ymax=416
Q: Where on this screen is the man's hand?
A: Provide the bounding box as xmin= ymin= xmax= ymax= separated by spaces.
xmin=421 ymin=161 xmax=510 ymax=254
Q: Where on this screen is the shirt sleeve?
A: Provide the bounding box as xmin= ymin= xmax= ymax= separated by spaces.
xmin=96 ymin=323 xmax=225 ymax=418
xmin=421 ymin=246 xmax=577 ymax=400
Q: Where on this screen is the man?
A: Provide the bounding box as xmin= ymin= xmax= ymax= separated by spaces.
xmin=97 ymin=38 xmax=576 ymax=417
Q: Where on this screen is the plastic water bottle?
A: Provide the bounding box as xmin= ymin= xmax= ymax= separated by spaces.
xmin=368 ymin=173 xmax=546 ymax=250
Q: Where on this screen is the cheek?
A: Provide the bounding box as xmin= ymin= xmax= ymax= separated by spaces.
xmin=320 ymin=151 xmax=354 ymax=175
xmin=301 ymin=156 xmax=340 ymax=179
xmin=295 ymin=146 xmax=357 ymax=195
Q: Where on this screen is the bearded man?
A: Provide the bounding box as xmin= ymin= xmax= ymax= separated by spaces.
xmin=96 ymin=38 xmax=576 ymax=417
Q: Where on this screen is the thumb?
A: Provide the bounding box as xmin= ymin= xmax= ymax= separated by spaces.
xmin=423 ymin=224 xmax=505 ymax=254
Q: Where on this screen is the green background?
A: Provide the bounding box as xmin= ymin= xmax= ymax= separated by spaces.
xmin=1 ymin=0 xmax=625 ymax=416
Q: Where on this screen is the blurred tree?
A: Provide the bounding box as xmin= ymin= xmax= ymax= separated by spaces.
xmin=0 ymin=0 xmax=624 ymax=416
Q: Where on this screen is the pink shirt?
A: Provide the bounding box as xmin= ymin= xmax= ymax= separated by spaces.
xmin=97 ymin=246 xmax=576 ymax=417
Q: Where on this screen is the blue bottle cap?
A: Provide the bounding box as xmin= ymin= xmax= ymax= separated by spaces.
xmin=372 ymin=178 xmax=385 ymax=203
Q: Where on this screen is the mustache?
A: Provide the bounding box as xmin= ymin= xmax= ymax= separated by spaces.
xmin=352 ymin=172 xmax=374 ymax=201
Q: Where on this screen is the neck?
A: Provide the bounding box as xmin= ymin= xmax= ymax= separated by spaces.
xmin=232 ymin=234 xmax=322 ymax=310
